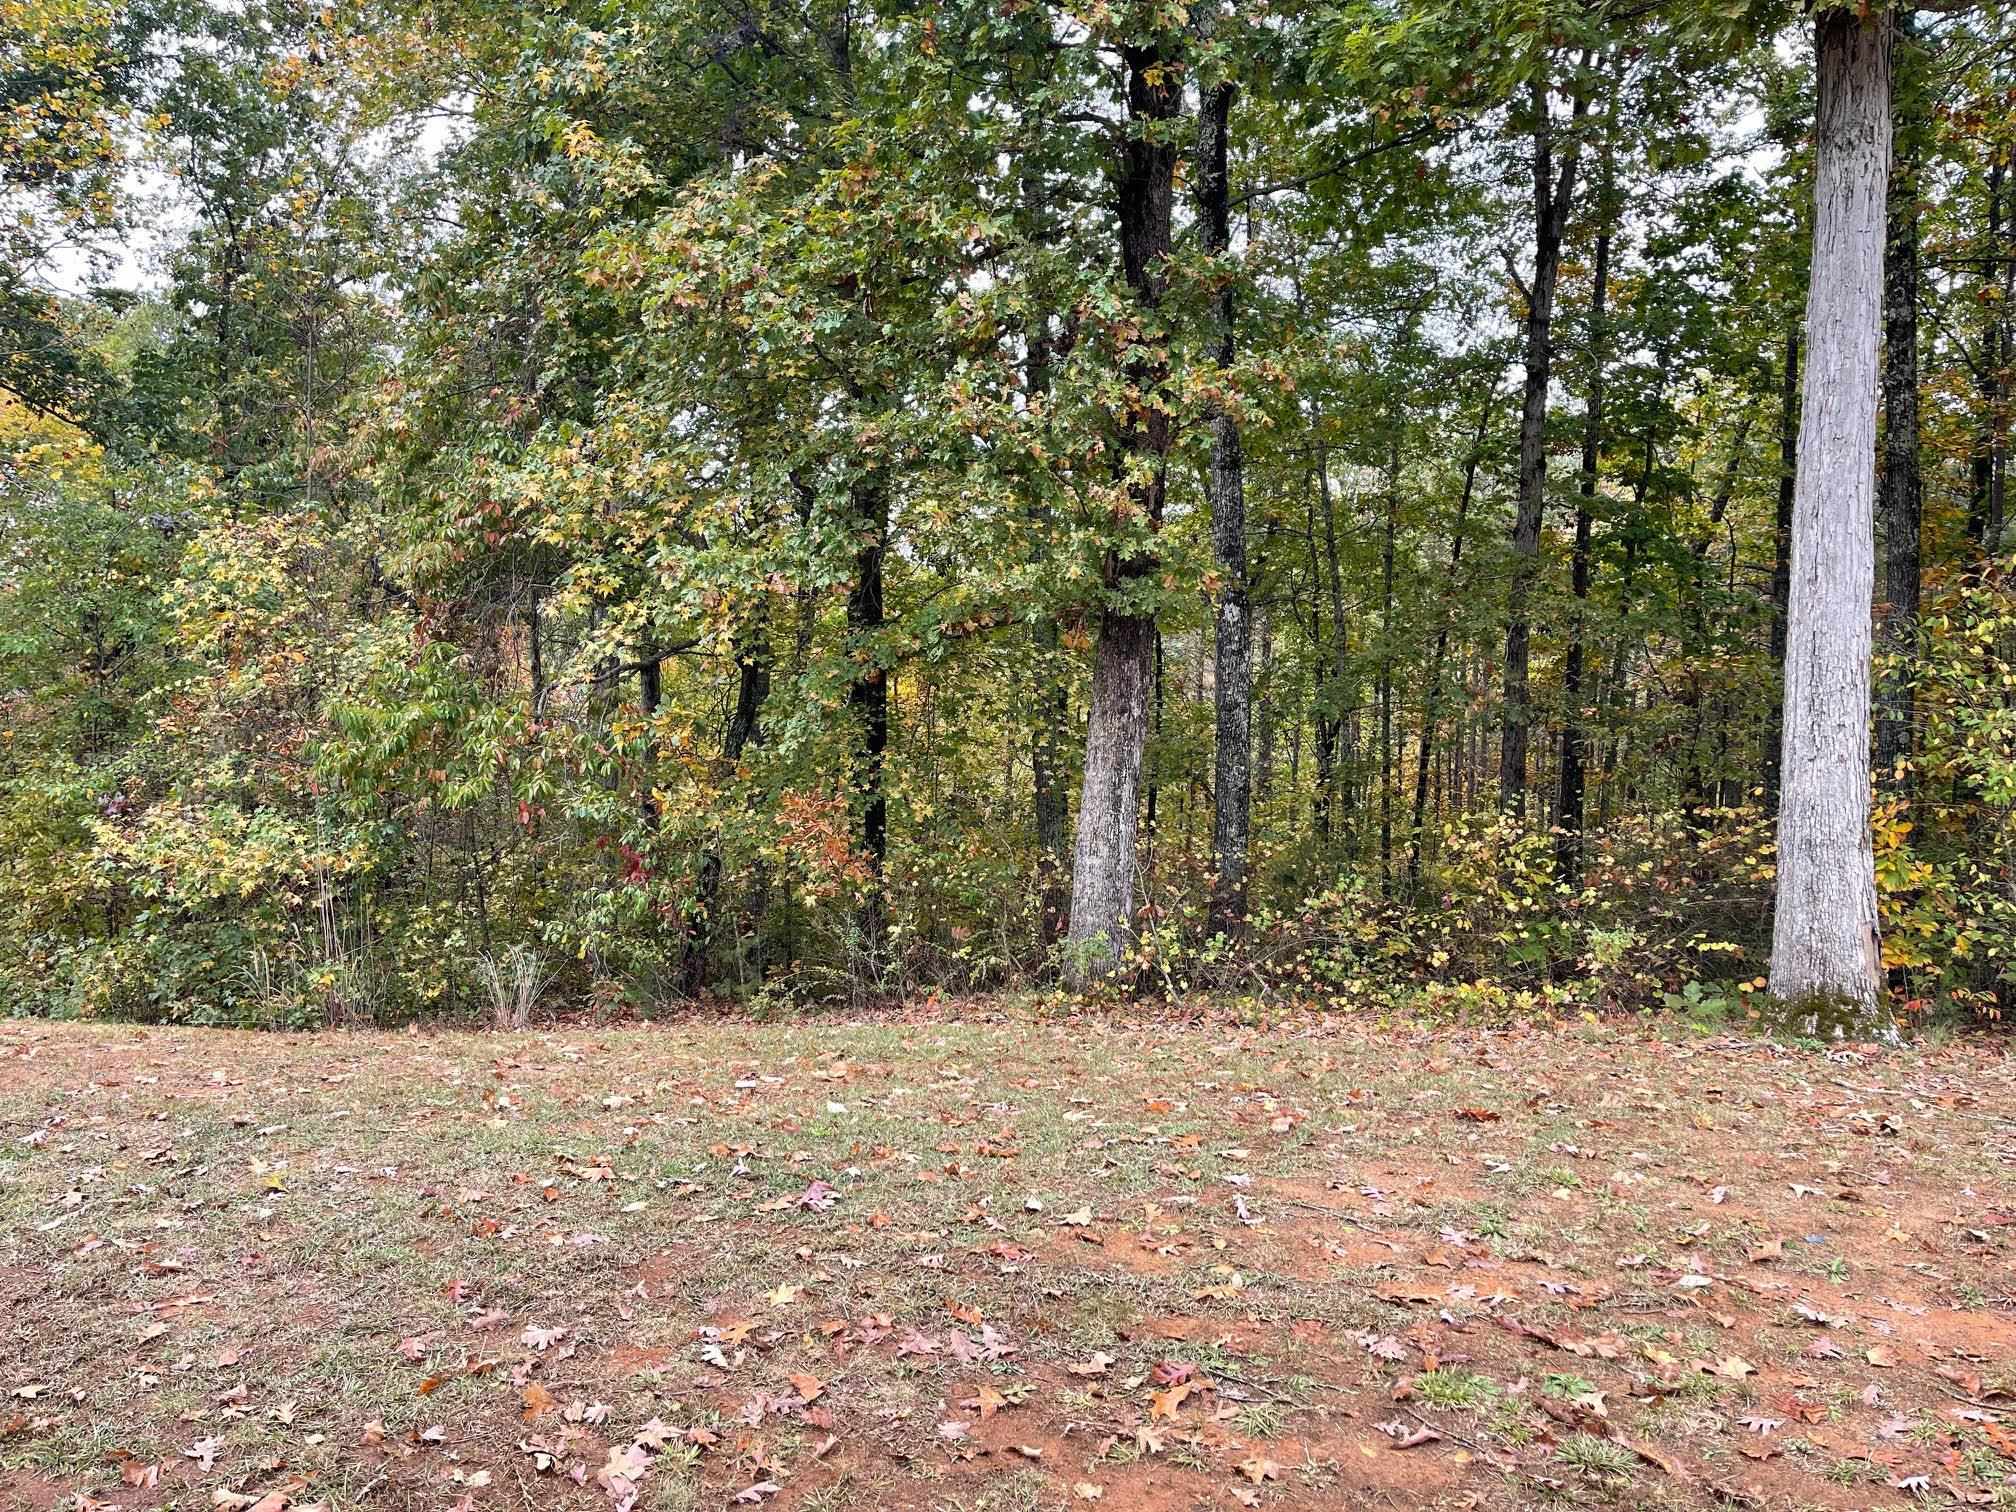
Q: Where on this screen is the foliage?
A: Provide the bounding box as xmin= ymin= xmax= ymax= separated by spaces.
xmin=0 ymin=0 xmax=2011 ymax=1028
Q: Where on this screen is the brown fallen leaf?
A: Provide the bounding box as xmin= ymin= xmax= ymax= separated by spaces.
xmin=1865 ymin=1345 xmax=1899 ymax=1369
xmin=786 ymin=1372 xmax=824 ymax=1404
xmin=961 ymin=1385 xmax=1008 ymax=1420
xmin=1238 ymin=1455 xmax=1282 ymax=1483
xmin=1621 ymin=1439 xmax=1691 ymax=1480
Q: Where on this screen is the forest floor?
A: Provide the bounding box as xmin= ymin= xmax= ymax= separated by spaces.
xmin=2 ymin=1009 xmax=2014 ymax=1512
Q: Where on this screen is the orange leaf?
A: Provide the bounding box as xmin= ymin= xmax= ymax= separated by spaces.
xmin=787 ymin=1373 xmax=824 ymax=1404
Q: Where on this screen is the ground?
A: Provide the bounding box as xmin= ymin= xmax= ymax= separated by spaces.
xmin=2 ymin=1010 xmax=2014 ymax=1512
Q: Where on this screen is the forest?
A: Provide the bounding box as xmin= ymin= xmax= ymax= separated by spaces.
xmin=3 ymin=0 xmax=2013 ymax=1034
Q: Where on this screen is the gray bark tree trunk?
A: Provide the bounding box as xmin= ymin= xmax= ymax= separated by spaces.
xmin=1768 ymin=6 xmax=1892 ymax=1034
xmin=1063 ymin=39 xmax=1179 ymax=986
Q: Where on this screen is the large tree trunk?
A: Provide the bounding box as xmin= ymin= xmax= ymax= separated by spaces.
xmin=1199 ymin=78 xmax=1251 ymax=937
xmin=1769 ymin=7 xmax=1891 ymax=1034
xmin=1874 ymin=8 xmax=1921 ymax=793
xmin=1063 ymin=40 xmax=1179 ymax=986
xmin=1763 ymin=332 xmax=1800 ymax=815
xmin=1500 ymin=72 xmax=1588 ymax=818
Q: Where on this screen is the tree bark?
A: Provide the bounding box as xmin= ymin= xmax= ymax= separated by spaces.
xmin=1500 ymin=71 xmax=1588 ymax=818
xmin=1768 ymin=6 xmax=1890 ymax=1033
xmin=1200 ymin=78 xmax=1251 ymax=938
xmin=1063 ymin=38 xmax=1179 ymax=986
xmin=1874 ymin=8 xmax=1921 ymax=794
xmin=1763 ymin=332 xmax=1800 ymax=815
xmin=1556 ymin=136 xmax=1612 ymax=882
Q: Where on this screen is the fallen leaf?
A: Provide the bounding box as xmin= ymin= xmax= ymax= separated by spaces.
xmin=787 ymin=1372 xmax=824 ymax=1403
xmin=184 ymin=1436 xmax=224 ymax=1471
xmin=1238 ymin=1456 xmax=1282 ymax=1484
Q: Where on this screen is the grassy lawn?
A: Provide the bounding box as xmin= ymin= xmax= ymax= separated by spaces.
xmin=2 ymin=1009 xmax=2014 ymax=1512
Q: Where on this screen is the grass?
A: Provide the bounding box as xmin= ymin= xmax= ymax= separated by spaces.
xmin=2 ymin=1008 xmax=2014 ymax=1512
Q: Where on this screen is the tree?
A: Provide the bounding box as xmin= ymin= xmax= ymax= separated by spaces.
xmin=1768 ymin=4 xmax=1892 ymax=1032
xmin=1062 ymin=18 xmax=1185 ymax=984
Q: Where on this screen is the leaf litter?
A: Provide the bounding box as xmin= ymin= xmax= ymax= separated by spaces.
xmin=2 ymin=1011 xmax=2014 ymax=1509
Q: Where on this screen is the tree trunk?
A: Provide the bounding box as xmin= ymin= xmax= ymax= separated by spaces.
xmin=1500 ymin=72 xmax=1588 ymax=818
xmin=1556 ymin=153 xmax=1612 ymax=882
xmin=1874 ymin=8 xmax=1921 ymax=793
xmin=1200 ymin=78 xmax=1251 ymax=938
xmin=1769 ymin=6 xmax=1890 ymax=1033
xmin=1763 ymin=333 xmax=1800 ymax=815
xmin=847 ymin=475 xmax=889 ymax=964
xmin=1063 ymin=39 xmax=1179 ymax=986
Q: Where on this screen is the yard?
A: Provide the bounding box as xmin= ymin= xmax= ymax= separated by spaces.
xmin=3 ymin=1009 xmax=2013 ymax=1511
